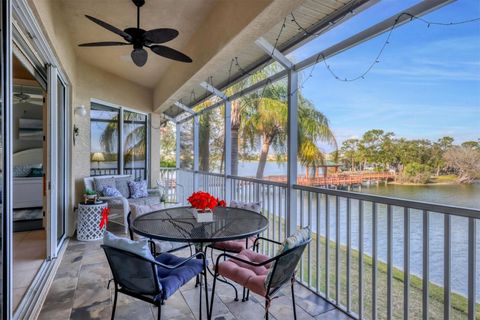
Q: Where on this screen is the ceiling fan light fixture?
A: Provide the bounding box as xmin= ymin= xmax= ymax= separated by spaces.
xmin=131 ymin=48 xmax=148 ymax=67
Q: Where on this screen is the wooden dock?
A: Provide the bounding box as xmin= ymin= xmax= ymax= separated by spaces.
xmin=265 ymin=172 xmax=396 ymax=187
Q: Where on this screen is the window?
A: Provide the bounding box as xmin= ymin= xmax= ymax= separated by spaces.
xmin=123 ymin=110 xmax=147 ymax=180
xmin=90 ymin=102 xmax=148 ymax=180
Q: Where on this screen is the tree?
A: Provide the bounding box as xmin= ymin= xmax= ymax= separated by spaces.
xmin=340 ymin=139 xmax=361 ymax=171
xmin=100 ymin=112 xmax=146 ymax=165
xmin=443 ymin=146 xmax=480 ymax=183
xmin=241 ymin=83 xmax=337 ymax=179
xmin=430 ymin=136 xmax=454 ymax=176
xmin=160 ymin=122 xmax=176 ymax=167
xmin=461 ymin=140 xmax=480 ymax=150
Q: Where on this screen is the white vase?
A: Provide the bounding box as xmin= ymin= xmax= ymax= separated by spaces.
xmin=188 ymin=207 xmax=214 ymax=223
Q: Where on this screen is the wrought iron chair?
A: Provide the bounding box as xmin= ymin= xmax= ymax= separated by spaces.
xmin=204 ymin=201 xmax=262 ymax=301
xmin=210 ymin=237 xmax=311 ymax=320
xmin=101 ymin=245 xmax=209 ymax=320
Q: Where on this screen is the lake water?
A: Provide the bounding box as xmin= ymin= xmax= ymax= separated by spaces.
xmin=236 ymin=161 xmax=480 ymax=299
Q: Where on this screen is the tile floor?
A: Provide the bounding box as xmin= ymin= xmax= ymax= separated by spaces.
xmin=13 ymin=229 xmax=46 ymax=311
xmin=39 ymin=226 xmax=352 ymax=320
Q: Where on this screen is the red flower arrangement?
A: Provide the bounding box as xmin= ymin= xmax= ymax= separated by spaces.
xmin=187 ymin=191 xmax=226 ymax=212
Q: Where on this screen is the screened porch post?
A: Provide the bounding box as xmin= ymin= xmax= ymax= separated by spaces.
xmin=224 ymin=100 xmax=232 ymax=202
xmin=193 ymin=114 xmax=199 ymax=191
xmin=175 ymin=122 xmax=181 ymax=201
xmin=287 ymin=69 xmax=298 ymax=235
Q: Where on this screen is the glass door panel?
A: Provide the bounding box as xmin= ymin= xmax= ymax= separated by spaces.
xmin=56 ymin=78 xmax=65 ymax=243
xmin=123 ymin=110 xmax=147 ymax=180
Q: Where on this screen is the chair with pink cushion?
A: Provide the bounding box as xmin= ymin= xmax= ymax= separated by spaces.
xmin=205 ymin=200 xmax=262 ymax=301
xmin=209 ymin=228 xmax=311 ymax=320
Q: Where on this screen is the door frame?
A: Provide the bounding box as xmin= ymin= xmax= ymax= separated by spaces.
xmin=6 ymin=0 xmax=72 ymax=318
xmin=2 ymin=1 xmax=13 ymax=319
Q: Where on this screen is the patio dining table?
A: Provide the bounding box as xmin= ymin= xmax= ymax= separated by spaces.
xmin=131 ymin=205 xmax=269 ymax=248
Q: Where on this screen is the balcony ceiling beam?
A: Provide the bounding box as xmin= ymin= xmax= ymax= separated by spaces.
xmin=200 ymin=81 xmax=228 ymax=101
xmin=255 ymin=36 xmax=293 ymax=70
xmin=163 ymin=114 xmax=177 ymax=123
xmin=174 ymin=101 xmax=196 ymax=115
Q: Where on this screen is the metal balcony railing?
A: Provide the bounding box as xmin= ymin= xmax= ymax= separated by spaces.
xmin=163 ymin=169 xmax=479 ymax=320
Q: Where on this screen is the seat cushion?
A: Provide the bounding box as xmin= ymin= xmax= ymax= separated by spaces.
xmin=156 ymin=253 xmax=204 ymax=299
xmin=217 ymin=249 xmax=271 ymax=296
xmin=128 ymin=196 xmax=161 ymax=206
xmin=212 ymin=236 xmax=256 ymax=252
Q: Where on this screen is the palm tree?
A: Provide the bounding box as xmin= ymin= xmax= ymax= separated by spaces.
xmin=99 ymin=112 xmax=147 ymax=166
xmin=241 ymin=82 xmax=337 ymax=179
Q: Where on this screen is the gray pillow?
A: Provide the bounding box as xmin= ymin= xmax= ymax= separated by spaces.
xmin=115 ymin=176 xmax=132 ymax=198
xmin=94 ymin=177 xmax=116 ymax=195
xmin=103 ymin=231 xmax=154 ymax=261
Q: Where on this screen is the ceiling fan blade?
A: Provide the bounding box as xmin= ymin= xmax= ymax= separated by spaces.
xmin=85 ymin=15 xmax=132 ymax=41
xmin=150 ymin=45 xmax=192 ymax=63
xmin=144 ymin=28 xmax=179 ymax=44
xmin=79 ymin=41 xmax=130 ymax=47
xmin=131 ymin=48 xmax=148 ymax=67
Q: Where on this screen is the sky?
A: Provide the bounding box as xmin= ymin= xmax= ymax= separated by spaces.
xmin=292 ymin=0 xmax=480 ymax=149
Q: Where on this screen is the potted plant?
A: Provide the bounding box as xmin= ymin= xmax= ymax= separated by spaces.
xmin=187 ymin=191 xmax=226 ymax=222
xmin=83 ymin=189 xmax=98 ymax=204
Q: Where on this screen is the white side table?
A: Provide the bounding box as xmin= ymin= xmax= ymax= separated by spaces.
xmin=77 ymin=201 xmax=108 ymax=241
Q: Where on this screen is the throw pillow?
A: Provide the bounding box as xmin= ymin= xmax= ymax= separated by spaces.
xmin=264 ymin=226 xmax=311 ymax=288
xmin=230 ymin=200 xmax=262 ymax=213
xmin=128 ymin=180 xmax=148 ymax=199
xmin=103 ymin=231 xmax=154 ymax=261
xmin=102 ymin=185 xmax=122 ymax=197
xmin=13 ymin=165 xmax=32 ymax=177
xmin=115 ymin=176 xmax=132 ymax=198
xmin=94 ymin=177 xmax=116 ymax=196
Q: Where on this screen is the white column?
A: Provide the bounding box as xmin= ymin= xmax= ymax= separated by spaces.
xmin=175 ymin=122 xmax=181 ymax=201
xmin=193 ymin=114 xmax=200 ymax=191
xmin=287 ymin=70 xmax=298 ymax=235
xmin=224 ymin=100 xmax=232 ymax=202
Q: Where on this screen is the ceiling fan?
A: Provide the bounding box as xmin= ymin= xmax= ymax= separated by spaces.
xmin=13 ymin=87 xmax=43 ymax=105
xmin=78 ymin=0 xmax=192 ymax=67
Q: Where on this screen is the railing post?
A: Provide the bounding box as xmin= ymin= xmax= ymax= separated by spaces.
xmin=193 ymin=114 xmax=199 ymax=191
xmin=286 ymin=69 xmax=298 ymax=236
xmin=224 ymin=100 xmax=232 ymax=203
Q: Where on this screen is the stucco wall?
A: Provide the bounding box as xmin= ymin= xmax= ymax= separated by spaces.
xmin=29 ymin=0 xmax=157 ymax=236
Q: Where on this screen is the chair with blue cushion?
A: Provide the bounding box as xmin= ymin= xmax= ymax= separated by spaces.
xmin=101 ymin=245 xmax=209 ymax=320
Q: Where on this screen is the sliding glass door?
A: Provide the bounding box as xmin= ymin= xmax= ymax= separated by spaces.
xmin=56 ymin=77 xmax=66 ymax=244
xmin=45 ymin=66 xmax=68 ymax=257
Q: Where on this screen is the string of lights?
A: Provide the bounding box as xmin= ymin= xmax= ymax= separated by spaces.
xmin=188 ymin=8 xmax=480 ymax=113
xmin=296 ymin=11 xmax=480 ymax=83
